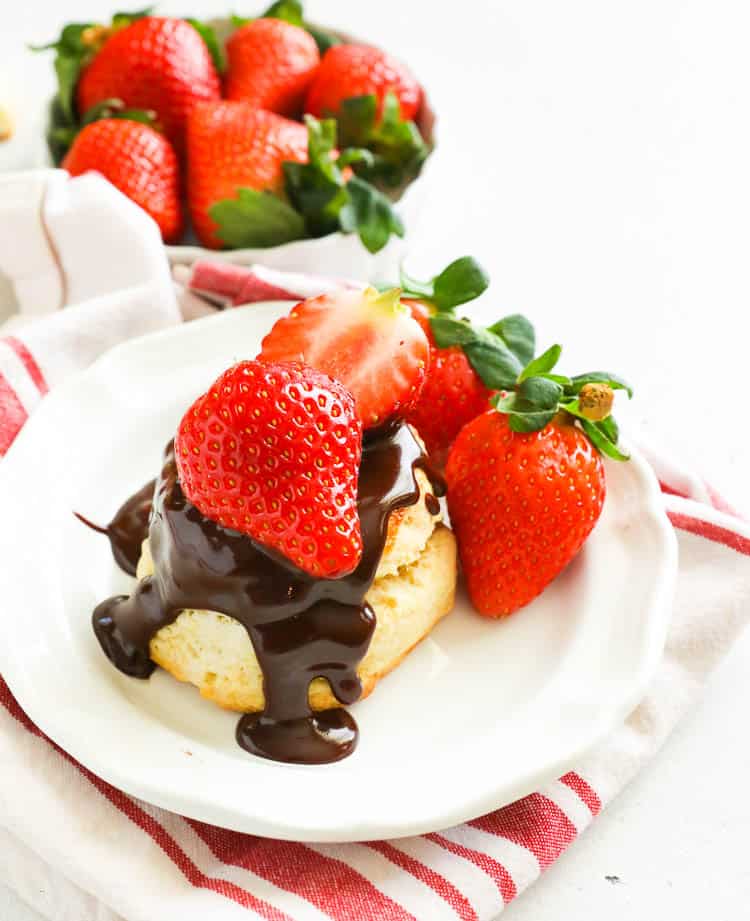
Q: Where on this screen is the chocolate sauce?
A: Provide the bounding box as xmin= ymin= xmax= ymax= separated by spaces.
xmin=76 ymin=480 xmax=155 ymax=577
xmin=91 ymin=422 xmax=428 ymax=764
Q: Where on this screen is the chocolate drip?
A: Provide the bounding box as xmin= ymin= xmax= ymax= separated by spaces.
xmin=91 ymin=422 xmax=429 ymax=764
xmin=76 ymin=480 xmax=155 ymax=577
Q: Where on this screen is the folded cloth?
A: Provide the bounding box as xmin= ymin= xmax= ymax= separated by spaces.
xmin=1 ymin=189 xmax=750 ymax=921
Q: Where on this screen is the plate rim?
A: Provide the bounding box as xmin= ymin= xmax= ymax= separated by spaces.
xmin=0 ymin=308 xmax=679 ymax=841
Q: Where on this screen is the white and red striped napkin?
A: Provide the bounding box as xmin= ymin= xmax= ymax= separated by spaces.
xmin=1 ymin=172 xmax=750 ymax=921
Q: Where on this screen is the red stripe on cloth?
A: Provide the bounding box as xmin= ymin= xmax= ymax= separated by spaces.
xmin=188 ymin=821 xmax=416 ymax=921
xmin=2 ymin=336 xmax=49 ymax=396
xmin=659 ymin=480 xmax=689 ymax=499
xmin=0 ymin=679 xmax=292 ymax=920
xmin=668 ymin=511 xmax=750 ymax=557
xmin=234 ymin=275 xmax=300 ymax=306
xmin=704 ymin=481 xmax=746 ymax=521
xmin=559 ymin=772 xmax=601 ymax=815
xmin=469 ymin=793 xmax=577 ymax=872
xmin=426 ymin=832 xmax=516 ymax=904
xmin=0 ymin=375 xmax=28 ymax=455
xmin=366 ymin=840 xmax=478 ymax=921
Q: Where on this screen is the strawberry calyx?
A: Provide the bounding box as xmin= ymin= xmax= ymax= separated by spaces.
xmin=32 ymin=7 xmax=154 ymax=163
xmin=210 ymin=114 xmax=405 ymax=253
xmin=401 ymin=258 xmax=631 ymax=460
xmin=336 ymin=91 xmax=430 ymax=190
xmin=490 ymin=344 xmax=632 ymax=460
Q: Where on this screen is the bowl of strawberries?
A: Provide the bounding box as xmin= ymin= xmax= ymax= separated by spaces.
xmin=35 ymin=2 xmax=436 ymax=282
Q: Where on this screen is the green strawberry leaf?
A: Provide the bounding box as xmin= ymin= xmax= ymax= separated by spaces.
xmin=598 ymin=414 xmax=619 ymax=443
xmin=433 ymin=257 xmax=490 ymax=310
xmin=281 ymin=116 xmax=405 ymax=252
xmin=260 ymin=0 xmax=304 ymax=26
xmin=538 ymin=372 xmax=572 ymax=386
xmin=492 ymin=392 xmax=557 ymax=433
xmin=339 ymin=175 xmax=404 ymax=253
xmin=46 ymin=94 xmax=77 ymax=164
xmin=429 ymin=315 xmax=477 ymax=348
xmin=111 ymin=7 xmax=153 ymax=28
xmin=517 ymin=375 xmax=563 ymax=409
xmin=306 ymin=24 xmax=341 ymax=55
xmin=566 ymin=371 xmax=633 ymax=398
xmin=80 ymin=98 xmax=157 ymax=128
xmin=401 ymin=256 xmax=489 ymax=311
xmin=430 ymin=316 xmax=522 ymax=389
xmin=186 ymin=18 xmax=225 ymax=73
xmin=210 ymin=188 xmax=306 ymax=249
xmin=580 ymin=418 xmax=630 ymax=461
xmin=283 ymin=116 xmax=347 ymax=237
xmin=54 ymin=52 xmax=85 ymax=122
xmin=336 ymin=147 xmax=375 ymax=169
xmin=518 ymin=343 xmax=562 ymax=382
xmin=337 ymin=94 xmax=377 ymax=146
xmin=338 ymin=92 xmax=429 ymax=188
xmin=487 ymin=314 xmax=536 ymax=366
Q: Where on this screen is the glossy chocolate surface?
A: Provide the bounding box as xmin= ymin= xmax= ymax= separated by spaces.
xmin=91 ymin=423 xmax=431 ymax=764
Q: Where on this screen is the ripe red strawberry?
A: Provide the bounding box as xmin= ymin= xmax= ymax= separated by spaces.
xmin=186 ymin=102 xmax=308 ymax=249
xmin=446 ymin=411 xmax=607 ymax=617
xmin=404 ymin=299 xmax=491 ymax=462
xmin=77 ymin=17 xmax=220 ymax=153
xmin=62 ymin=118 xmax=182 ymax=242
xmin=175 ymin=360 xmax=363 ymax=579
xmin=305 ymin=44 xmax=422 ymax=122
xmin=226 ymin=18 xmax=320 ymax=116
xmin=259 ymin=287 xmax=430 ymax=428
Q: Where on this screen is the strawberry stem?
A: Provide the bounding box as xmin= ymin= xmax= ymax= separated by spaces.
xmin=364 ymin=286 xmax=404 ymax=315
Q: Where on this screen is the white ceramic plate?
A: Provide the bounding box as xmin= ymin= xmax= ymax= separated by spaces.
xmin=0 ymin=306 xmax=677 ymax=842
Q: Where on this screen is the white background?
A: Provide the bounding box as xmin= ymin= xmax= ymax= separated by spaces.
xmin=2 ymin=0 xmax=750 ymax=918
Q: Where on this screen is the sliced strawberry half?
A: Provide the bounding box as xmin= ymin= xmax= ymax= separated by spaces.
xmin=258 ymin=287 xmax=430 ymax=428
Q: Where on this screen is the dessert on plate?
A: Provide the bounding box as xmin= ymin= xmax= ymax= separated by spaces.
xmin=82 ymin=258 xmax=632 ymax=765
xmin=87 ymin=286 xmax=456 ymax=764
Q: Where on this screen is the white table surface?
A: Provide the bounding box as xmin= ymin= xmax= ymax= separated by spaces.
xmin=2 ymin=1 xmax=750 ymax=918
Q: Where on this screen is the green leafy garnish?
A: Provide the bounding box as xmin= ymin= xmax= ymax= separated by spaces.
xmin=487 ymin=314 xmax=536 ymax=366
xmin=337 ymin=92 xmax=430 ymax=188
xmin=401 ymin=256 xmax=490 ymax=312
xmin=209 ymin=189 xmax=306 ymax=249
xmin=339 ymin=176 xmax=404 ymax=253
xmin=186 ymin=18 xmax=225 ymax=73
xmin=284 ymin=115 xmax=404 ymax=252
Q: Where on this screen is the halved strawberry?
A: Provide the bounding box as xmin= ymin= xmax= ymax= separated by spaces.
xmin=258 ymin=287 xmax=430 ymax=428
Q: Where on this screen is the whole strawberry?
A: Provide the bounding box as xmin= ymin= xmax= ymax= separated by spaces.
xmin=226 ymin=18 xmax=320 ymax=117
xmin=305 ymin=44 xmax=422 ymax=122
xmin=399 ymin=258 xmax=493 ymax=461
xmin=404 ymin=299 xmax=491 ymax=463
xmin=445 ymin=335 xmax=631 ymax=617
xmin=62 ymin=118 xmax=182 ymax=242
xmin=175 ymin=360 xmax=363 ymax=579
xmin=77 ymin=17 xmax=220 ymax=153
xmin=186 ymin=102 xmax=308 ymax=249
xmin=259 ymin=287 xmax=430 ymax=428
